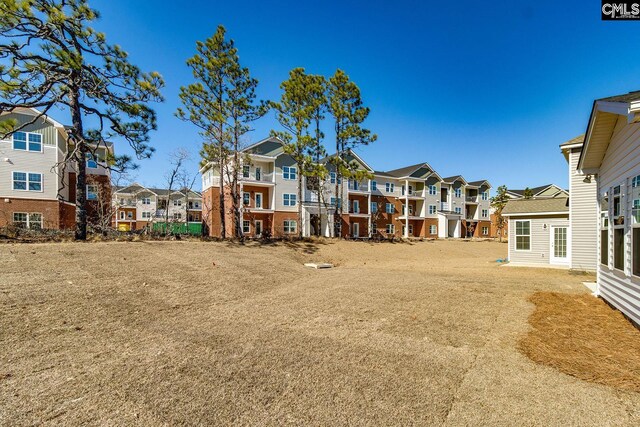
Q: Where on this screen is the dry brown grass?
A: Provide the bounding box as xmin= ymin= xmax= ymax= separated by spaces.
xmin=1 ymin=240 xmax=639 ymax=426
xmin=519 ymin=292 xmax=640 ymax=393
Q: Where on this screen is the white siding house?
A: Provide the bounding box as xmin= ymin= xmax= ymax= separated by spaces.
xmin=578 ymin=90 xmax=640 ymax=326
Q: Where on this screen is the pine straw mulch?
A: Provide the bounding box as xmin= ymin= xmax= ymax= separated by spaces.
xmin=519 ymin=291 xmax=640 ymax=393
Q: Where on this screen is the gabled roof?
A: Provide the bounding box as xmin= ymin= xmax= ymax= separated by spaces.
xmin=506 ymin=184 xmax=568 ymax=199
xmin=319 ymin=149 xmax=374 ymax=172
xmin=597 ymin=90 xmax=640 ymax=104
xmin=384 ymin=162 xmax=441 ymax=180
xmin=442 ymin=175 xmax=468 ymax=185
xmin=502 ymin=197 xmax=569 ymax=216
xmin=467 ymin=180 xmax=491 ymax=188
xmin=560 ymin=134 xmax=585 ymax=148
xmin=241 ymin=136 xmax=285 ymax=157
xmin=114 ymin=183 xmax=200 ymax=199
xmin=578 ymin=90 xmax=640 ymax=170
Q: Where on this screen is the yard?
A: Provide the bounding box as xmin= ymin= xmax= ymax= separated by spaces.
xmin=1 ymin=239 xmax=639 ymax=426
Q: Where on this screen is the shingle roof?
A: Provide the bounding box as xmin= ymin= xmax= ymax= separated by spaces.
xmin=503 ymin=197 xmax=569 ymax=215
xmin=560 ymin=134 xmax=585 ymax=147
xmin=442 ymin=175 xmax=464 ymax=183
xmin=385 ymin=163 xmax=428 ymax=178
xmin=467 ymin=180 xmax=490 ymax=187
xmin=597 ymin=90 xmax=640 ymax=104
xmin=507 ymin=184 xmax=556 ymax=197
xmin=373 ymin=171 xmax=393 ymax=177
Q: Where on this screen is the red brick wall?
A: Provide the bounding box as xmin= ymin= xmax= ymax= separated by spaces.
xmin=371 ymin=195 xmax=403 ymax=238
xmin=241 ymin=185 xmax=270 ymax=210
xmin=273 ymin=211 xmax=299 ymax=238
xmin=425 ymin=218 xmax=438 ymax=238
xmin=348 ymin=194 xmax=369 ymax=214
xmin=490 ymin=213 xmax=508 ymax=239
xmin=348 ymin=216 xmax=369 ymax=237
xmin=59 ymin=202 xmax=76 ymax=230
xmin=0 ymin=198 xmax=62 ymax=229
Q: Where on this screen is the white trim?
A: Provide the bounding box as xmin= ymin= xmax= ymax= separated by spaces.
xmin=11 ymin=171 xmax=44 ymax=193
xmin=503 ymin=211 xmax=569 ymax=217
xmin=514 ymin=219 xmax=532 ymax=252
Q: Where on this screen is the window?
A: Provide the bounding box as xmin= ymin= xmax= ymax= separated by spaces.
xmin=481 ymin=209 xmax=489 ymax=218
xmin=386 ymin=223 xmax=395 ymax=234
xmin=12 ymin=172 xmax=42 ymax=192
xmin=454 ymin=207 xmax=462 ymax=214
xmin=352 ymin=200 xmax=360 ymax=213
xmin=429 ymin=225 xmax=437 ymax=235
xmin=283 ymin=220 xmax=297 ymax=234
xmin=614 ymin=229 xmax=625 ymax=271
xmin=86 ymin=153 xmax=98 ymax=168
xmin=371 ymin=181 xmax=377 ymax=191
xmin=612 ymin=185 xmax=624 ymax=271
xmin=429 ymin=205 xmax=437 ymax=215
xmin=408 ymin=185 xmax=413 ymax=195
xmin=429 ymin=185 xmax=437 ymax=195
xmin=515 ymin=220 xmax=531 ymax=251
xmin=385 ymin=182 xmax=394 ymax=193
xmin=403 ymin=224 xmax=414 ymax=235
xmin=283 ymin=166 xmax=296 ymax=180
xmin=329 ymin=172 xmax=341 ymax=184
xmin=255 ymin=193 xmax=262 ymax=209
xmin=454 ymin=188 xmax=462 ymax=198
xmin=12 ymin=131 xmax=42 ymax=152
xmin=13 ymin=212 xmax=42 ymax=229
xmin=481 ymin=191 xmax=489 ymax=201
xmin=142 ymin=197 xmax=151 ymax=205
xmin=351 ymin=180 xmax=359 ymax=191
xmin=242 ymin=165 xmax=250 ymax=178
xmin=632 ymin=176 xmax=640 ymax=275
xmin=87 ymin=185 xmax=98 ymax=200
xmin=371 ymin=202 xmax=377 ymax=213
xmin=127 ymin=211 xmax=133 ymax=219
xmin=119 ymin=211 xmax=125 ymax=220
xmin=243 ymin=220 xmax=250 ymax=234
xmin=243 ymin=192 xmax=250 ymax=205
xmin=482 ymin=226 xmax=489 ymax=235
xmin=283 ymin=193 xmax=297 ymax=206
xmin=173 ymin=212 xmax=182 ymax=220
xmin=331 ymin=197 xmax=342 ymax=208
xmin=386 ymin=203 xmax=394 ymax=214
xmin=601 ymin=194 xmax=609 ymax=266
xmin=142 ymin=212 xmax=151 ymax=219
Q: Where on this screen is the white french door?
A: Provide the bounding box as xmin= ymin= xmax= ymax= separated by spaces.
xmin=550 ymin=226 xmax=569 ymax=265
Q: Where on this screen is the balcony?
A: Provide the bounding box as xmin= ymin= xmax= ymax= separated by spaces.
xmin=118 ymin=199 xmax=136 ymax=207
xmin=348 ymin=182 xmax=369 ymax=192
xmin=441 ymin=202 xmax=450 ymax=211
xmin=240 ymin=172 xmax=274 ymax=185
xmin=466 ymin=195 xmax=479 ymax=203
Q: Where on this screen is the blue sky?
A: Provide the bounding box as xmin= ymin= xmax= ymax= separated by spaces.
xmin=67 ymin=1 xmax=640 ymax=191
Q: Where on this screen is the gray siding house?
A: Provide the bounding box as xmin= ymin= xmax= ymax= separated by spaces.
xmin=503 ymin=198 xmax=570 ymax=267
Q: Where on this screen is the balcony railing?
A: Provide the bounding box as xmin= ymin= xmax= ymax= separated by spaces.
xmin=441 ymin=202 xmax=450 ymax=211
xmin=240 ymin=172 xmax=274 ymax=183
xmin=348 ymin=182 xmax=369 ymax=192
xmin=466 ymin=195 xmax=479 ymax=203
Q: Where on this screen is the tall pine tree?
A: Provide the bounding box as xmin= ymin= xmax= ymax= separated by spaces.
xmin=0 ymin=0 xmax=164 ymax=240
xmin=327 ymin=69 xmax=376 ymax=237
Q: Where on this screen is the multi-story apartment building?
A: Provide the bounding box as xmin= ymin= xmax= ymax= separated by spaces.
xmin=201 ymin=136 xmax=492 ymax=239
xmin=111 ymin=184 xmax=202 ymax=231
xmin=0 ymin=107 xmax=111 ymax=230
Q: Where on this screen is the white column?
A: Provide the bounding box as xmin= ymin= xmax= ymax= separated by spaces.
xmin=404 ymin=179 xmax=409 ymax=238
xmin=367 ymin=179 xmax=372 ymax=238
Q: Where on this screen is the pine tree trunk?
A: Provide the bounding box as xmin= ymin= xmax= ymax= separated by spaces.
xmin=70 ymin=87 xmax=87 ymax=241
xmin=218 ymin=158 xmax=226 ymax=239
xmin=298 ymin=172 xmax=303 ymax=239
